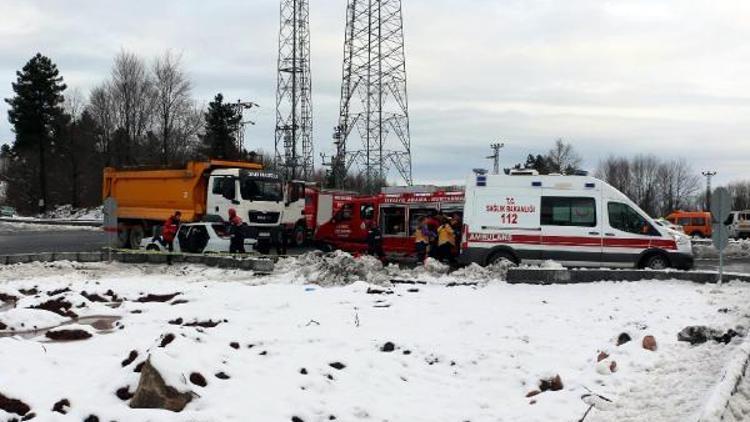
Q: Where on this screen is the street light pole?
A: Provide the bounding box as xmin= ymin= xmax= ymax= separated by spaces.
xmin=487 ymin=142 xmax=504 ymax=175
xmin=702 ymin=170 xmax=717 ymax=211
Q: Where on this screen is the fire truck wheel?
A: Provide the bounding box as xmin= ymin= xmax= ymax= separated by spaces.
xmin=292 ymin=224 xmax=306 ymax=247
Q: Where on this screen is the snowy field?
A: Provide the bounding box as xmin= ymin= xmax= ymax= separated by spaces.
xmin=1 ymin=256 xmax=749 ymax=421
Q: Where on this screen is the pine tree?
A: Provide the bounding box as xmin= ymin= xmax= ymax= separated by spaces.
xmin=5 ymin=53 xmax=67 ymax=212
xmin=200 ymin=93 xmax=241 ymax=160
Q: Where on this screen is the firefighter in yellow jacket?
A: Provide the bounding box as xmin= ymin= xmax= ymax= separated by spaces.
xmin=437 ymin=217 xmax=456 ymax=264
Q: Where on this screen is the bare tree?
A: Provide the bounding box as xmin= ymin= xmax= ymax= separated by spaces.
xmin=64 ymin=87 xmax=85 ymax=123
xmin=152 ymin=51 xmax=192 ymax=164
xmin=727 ymin=181 xmax=750 ymax=210
xmin=546 ymin=138 xmax=582 ymax=174
xmin=87 ymin=83 xmax=117 ymax=164
xmin=109 ymin=50 xmax=155 ymax=164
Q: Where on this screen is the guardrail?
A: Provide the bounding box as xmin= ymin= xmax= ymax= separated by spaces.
xmin=506 ymin=268 xmax=750 ymax=284
xmin=0 ymin=217 xmax=102 ymax=227
xmin=0 ymin=250 xmax=274 ymax=273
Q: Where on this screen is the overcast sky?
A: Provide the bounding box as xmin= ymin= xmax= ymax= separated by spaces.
xmin=1 ymin=0 xmax=749 ymax=185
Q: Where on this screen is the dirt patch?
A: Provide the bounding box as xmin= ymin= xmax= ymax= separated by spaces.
xmin=18 ymin=288 xmax=38 ymax=296
xmin=135 ymin=293 xmax=181 ymax=303
xmin=45 ymin=329 xmax=92 ymax=341
xmin=215 ymin=372 xmax=230 ymax=380
xmin=189 ymin=372 xmax=207 ymax=387
xmin=183 ymin=319 xmax=223 ymax=328
xmin=539 ymin=375 xmax=564 ymax=392
xmin=29 ymin=298 xmax=77 ymax=318
xmin=0 ymin=293 xmax=18 ymax=303
xmin=130 ymin=359 xmax=192 ymax=412
xmin=171 ymin=299 xmax=189 ymax=306
xmin=80 ymin=291 xmax=107 ymax=302
xmin=116 ymin=387 xmax=134 ymax=401
xmin=46 ymin=287 xmax=71 ymax=297
xmin=159 ymin=333 xmax=176 ymax=348
xmin=329 ymin=362 xmax=346 ymax=370
xmin=51 ymin=398 xmax=70 ymax=414
xmin=168 ymin=318 xmax=183 ymax=325
xmin=0 ymin=391 xmax=31 ymax=416
xmin=121 ymin=350 xmax=138 ymax=367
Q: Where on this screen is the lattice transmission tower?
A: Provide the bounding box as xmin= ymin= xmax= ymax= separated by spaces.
xmin=275 ymin=0 xmax=313 ymax=180
xmin=331 ymin=0 xmax=412 ymax=190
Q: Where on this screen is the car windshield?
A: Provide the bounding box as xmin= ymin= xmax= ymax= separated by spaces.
xmin=239 ymin=171 xmax=283 ymax=202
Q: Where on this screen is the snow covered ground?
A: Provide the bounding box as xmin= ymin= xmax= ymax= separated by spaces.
xmin=1 ymin=256 xmax=749 ymax=421
xmin=0 ymin=221 xmax=101 ymax=233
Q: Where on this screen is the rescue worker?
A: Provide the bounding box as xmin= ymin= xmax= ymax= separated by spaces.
xmin=161 ymin=211 xmax=181 ymax=252
xmin=414 ymin=216 xmax=434 ymax=263
xmin=425 ymin=211 xmax=441 ymax=258
xmin=450 ymin=213 xmax=463 ymax=254
xmin=437 ymin=217 xmax=457 ymax=264
xmin=366 ymin=218 xmax=385 ymax=261
xmin=227 ymin=208 xmax=246 ymax=254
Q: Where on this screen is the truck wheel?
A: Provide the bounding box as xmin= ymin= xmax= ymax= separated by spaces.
xmin=292 ymin=225 xmax=306 ymax=247
xmin=117 ymin=224 xmax=130 ymax=248
xmin=641 ymin=253 xmax=669 ymax=270
xmin=129 ymin=225 xmax=145 ymax=249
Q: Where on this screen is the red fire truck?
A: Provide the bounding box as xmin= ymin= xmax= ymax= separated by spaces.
xmin=302 ymin=187 xmax=358 ymax=243
xmin=314 ymin=188 xmax=465 ymax=259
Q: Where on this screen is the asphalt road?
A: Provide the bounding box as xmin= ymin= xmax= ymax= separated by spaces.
xmin=0 ymin=228 xmax=107 ymax=254
xmin=1 ymin=226 xmax=750 ymax=274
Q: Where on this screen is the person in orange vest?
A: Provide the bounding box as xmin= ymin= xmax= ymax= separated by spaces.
xmin=437 ymin=216 xmax=457 ymax=264
xmin=161 ymin=211 xmax=181 ymax=252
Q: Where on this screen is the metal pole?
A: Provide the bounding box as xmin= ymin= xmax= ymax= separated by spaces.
xmin=487 ymin=142 xmax=504 ymax=175
xmin=702 ymin=170 xmax=717 ymax=211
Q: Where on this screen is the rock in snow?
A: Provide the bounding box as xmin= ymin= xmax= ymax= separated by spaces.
xmin=129 ymin=359 xmax=193 ymax=412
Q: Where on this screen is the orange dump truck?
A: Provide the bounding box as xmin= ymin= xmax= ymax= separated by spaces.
xmin=103 ymin=160 xmax=307 ymax=248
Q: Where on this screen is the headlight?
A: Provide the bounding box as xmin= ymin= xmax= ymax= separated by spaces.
xmin=673 ymin=234 xmax=689 ymax=245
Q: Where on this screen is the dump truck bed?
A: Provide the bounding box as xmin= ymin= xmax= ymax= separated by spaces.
xmin=102 ymin=160 xmax=263 ymax=223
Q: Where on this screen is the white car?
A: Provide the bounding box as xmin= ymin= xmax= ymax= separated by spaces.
xmin=140 ymin=222 xmax=255 ymax=254
xmin=655 ymin=218 xmax=684 ymax=233
xmin=726 ymin=211 xmax=750 ymax=240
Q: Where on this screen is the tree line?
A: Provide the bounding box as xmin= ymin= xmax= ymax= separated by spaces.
xmin=0 ymin=51 xmax=257 ymax=214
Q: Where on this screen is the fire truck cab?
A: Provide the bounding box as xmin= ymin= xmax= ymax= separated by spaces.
xmin=314 ymin=187 xmax=465 ymax=259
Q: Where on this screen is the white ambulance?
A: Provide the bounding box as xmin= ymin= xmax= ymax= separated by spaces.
xmin=460 ymin=173 xmax=694 ymax=269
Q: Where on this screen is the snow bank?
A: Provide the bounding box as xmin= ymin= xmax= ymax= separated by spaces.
xmin=1 ymin=263 xmax=749 ymax=421
xmin=694 ymin=240 xmax=750 ymax=260
xmin=41 ymin=204 xmax=103 ymax=221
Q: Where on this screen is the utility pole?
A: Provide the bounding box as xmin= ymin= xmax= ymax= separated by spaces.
xmin=702 ymin=170 xmax=717 ymax=211
xmin=233 ymin=100 xmax=259 ymax=155
xmin=486 ymin=142 xmax=504 ymax=175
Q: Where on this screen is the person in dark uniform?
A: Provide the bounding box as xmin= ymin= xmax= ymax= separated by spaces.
xmin=366 ymin=218 xmax=385 ymax=261
xmin=227 ymin=208 xmax=245 ymax=254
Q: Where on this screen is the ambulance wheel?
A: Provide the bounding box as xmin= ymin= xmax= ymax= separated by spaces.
xmin=641 ymin=252 xmax=669 ymax=270
xmin=486 ymin=250 xmax=518 ymax=266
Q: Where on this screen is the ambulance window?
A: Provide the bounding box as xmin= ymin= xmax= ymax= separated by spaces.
xmin=541 ymin=197 xmax=596 ymax=227
xmin=693 ymin=217 xmax=706 ymax=226
xmin=360 ymin=204 xmax=375 ymax=220
xmin=381 ymin=207 xmax=407 ymax=236
xmin=608 ymin=202 xmax=657 ymax=235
